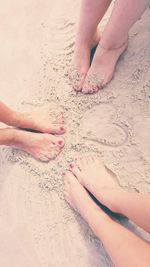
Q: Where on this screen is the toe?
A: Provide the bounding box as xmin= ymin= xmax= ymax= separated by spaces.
xmin=69 ymin=162 xmax=83 ymax=183
xmin=57 ymin=138 xmax=65 ymax=148
xmin=69 ymin=66 xmax=86 ymax=92
xmin=82 ymin=72 xmax=104 ymax=94
xmin=82 ymin=81 xmax=99 ymax=94
xmin=69 ymin=162 xmax=81 ymax=176
xmin=46 ymin=141 xmax=63 ymax=159
xmin=64 ymin=171 xmax=76 ymax=185
xmin=73 ymin=79 xmax=84 ymax=92
xmin=44 ymin=124 xmax=65 ymax=134
xmin=73 ymin=73 xmax=86 ymax=92
xmin=51 ymin=124 xmax=65 ymax=135
xmin=60 ymin=125 xmax=65 ymax=134
xmin=46 ymin=148 xmax=57 ymax=160
xmin=49 ymin=135 xmax=65 ymax=148
xmin=38 ymin=155 xmax=49 ymax=162
xmin=82 ymin=82 xmax=92 ymax=94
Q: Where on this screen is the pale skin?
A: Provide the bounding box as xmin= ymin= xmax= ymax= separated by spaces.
xmin=70 ymin=0 xmax=149 ymax=93
xmin=0 ymin=101 xmax=65 ymax=161
xmin=64 ymin=156 xmax=150 ymax=267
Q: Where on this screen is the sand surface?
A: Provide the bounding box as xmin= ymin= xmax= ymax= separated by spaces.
xmin=0 ymin=1 xmax=150 ymax=266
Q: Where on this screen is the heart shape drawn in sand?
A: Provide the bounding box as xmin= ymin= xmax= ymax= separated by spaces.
xmin=80 ymin=103 xmax=128 ymax=147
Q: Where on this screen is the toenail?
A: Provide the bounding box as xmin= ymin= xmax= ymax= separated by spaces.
xmin=58 ymin=140 xmax=63 ymax=146
xmin=70 ymin=163 xmax=74 ymax=169
xmin=62 ymin=172 xmax=66 ymax=176
xmin=60 ymin=127 xmax=64 ymax=131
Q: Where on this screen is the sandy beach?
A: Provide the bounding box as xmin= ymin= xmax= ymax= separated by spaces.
xmin=0 ymin=1 xmax=150 ymax=266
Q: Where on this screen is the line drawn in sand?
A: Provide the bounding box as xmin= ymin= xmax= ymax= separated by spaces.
xmin=80 ymin=103 xmax=128 ymax=147
xmin=133 ymin=116 xmax=150 ymax=161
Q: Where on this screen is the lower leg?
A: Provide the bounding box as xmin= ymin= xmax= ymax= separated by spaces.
xmin=69 ymin=157 xmax=150 ymax=232
xmin=70 ymin=0 xmax=112 ymax=91
xmin=82 ymin=0 xmax=149 ymax=92
xmin=102 ymin=190 xmax=150 ymax=233
xmin=101 ymin=0 xmax=149 ymax=49
xmin=96 ymin=212 xmax=150 ymax=267
xmin=76 ymin=0 xmax=111 ymax=43
xmin=0 ymin=128 xmax=16 ymax=146
xmin=0 ymin=101 xmax=19 ymax=126
xmin=64 ymin=172 xmax=150 ymax=267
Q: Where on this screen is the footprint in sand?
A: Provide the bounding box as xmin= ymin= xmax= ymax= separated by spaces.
xmin=80 ymin=104 xmax=127 ymax=147
xmin=133 ymin=116 xmax=150 ymax=160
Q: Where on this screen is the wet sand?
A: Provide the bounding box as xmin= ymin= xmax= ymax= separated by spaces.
xmin=0 ymin=1 xmax=150 ymax=266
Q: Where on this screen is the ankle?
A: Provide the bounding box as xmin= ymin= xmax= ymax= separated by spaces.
xmin=75 ymin=28 xmax=99 ymax=49
xmin=100 ymin=35 xmax=128 ymax=50
xmin=74 ymin=37 xmax=91 ymax=52
xmin=7 ymin=111 xmax=23 ymax=128
xmin=11 ymin=112 xmax=31 ymax=129
xmin=0 ymin=128 xmax=18 ymax=146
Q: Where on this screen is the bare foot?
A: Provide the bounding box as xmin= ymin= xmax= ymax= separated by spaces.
xmin=13 ymin=104 xmax=65 ymax=135
xmin=11 ymin=129 xmax=64 ymax=161
xmin=64 ymin=171 xmax=107 ymax=222
xmin=69 ymin=29 xmax=101 ymax=92
xmin=69 ymin=156 xmax=123 ymax=212
xmin=82 ymin=40 xmax=128 ymax=94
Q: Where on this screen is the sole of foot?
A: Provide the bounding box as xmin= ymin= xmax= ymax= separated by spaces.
xmin=69 ymin=156 xmax=123 ymax=213
xmin=69 ymin=29 xmax=101 ymax=92
xmin=82 ymin=40 xmax=128 ymax=94
xmin=11 ymin=129 xmax=64 ymax=162
xmin=14 ymin=104 xmax=65 ymax=135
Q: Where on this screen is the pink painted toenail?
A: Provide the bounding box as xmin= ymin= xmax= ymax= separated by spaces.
xmin=58 ymin=140 xmax=63 ymax=146
xmin=70 ymin=163 xmax=74 ymax=169
xmin=60 ymin=127 xmax=64 ymax=131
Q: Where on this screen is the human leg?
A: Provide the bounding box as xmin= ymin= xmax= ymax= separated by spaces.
xmin=70 ymin=0 xmax=112 ymax=91
xmin=69 ymin=156 xmax=150 ymax=232
xmin=0 ymin=101 xmax=65 ymax=134
xmin=0 ymin=128 xmax=64 ymax=161
xmin=82 ymin=0 xmax=149 ymax=93
xmin=64 ymin=171 xmax=150 ymax=267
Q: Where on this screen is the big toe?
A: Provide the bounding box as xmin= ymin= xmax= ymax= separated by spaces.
xmin=48 ymin=124 xmax=65 ymax=135
xmin=69 ymin=66 xmax=86 ymax=92
xmin=57 ymin=138 xmax=65 ymax=148
xmin=49 ymin=135 xmax=65 ymax=148
xmin=82 ymin=73 xmax=104 ymax=94
xmin=69 ymin=162 xmax=83 ymax=183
